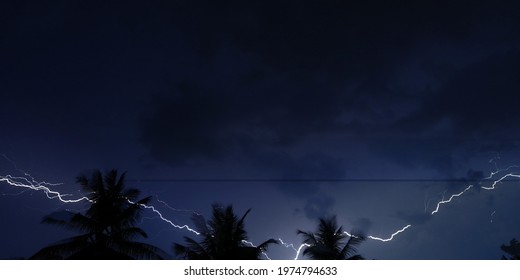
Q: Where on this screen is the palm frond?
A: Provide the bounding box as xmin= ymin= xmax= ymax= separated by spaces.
xmin=191 ymin=213 xmax=209 ymax=235
xmin=117 ymin=196 xmax=151 ymax=227
xmin=254 ymin=238 xmax=279 ymax=253
xmin=114 ymin=240 xmax=167 ymax=260
xmin=104 ymin=170 xmax=119 ymax=192
xmin=122 ymin=188 xmax=141 ymax=202
xmin=92 ymin=170 xmax=105 ymax=195
xmin=173 ymin=237 xmax=210 ymax=259
xmin=113 ymin=227 xmax=148 ymax=240
xmin=339 ymin=232 xmax=365 ymax=259
xmin=237 ymin=208 xmax=252 ymax=226
xmin=298 ymin=216 xmax=366 ymax=260
xmin=42 ymin=212 xmax=95 ymax=233
xmin=115 ymin=171 xmax=127 ymax=192
xmin=35 ymin=169 xmax=160 ymax=260
xmin=297 ymin=230 xmax=318 ymax=245
xmin=30 ymin=234 xmax=91 ymax=259
xmin=174 ymin=204 xmax=277 ymax=260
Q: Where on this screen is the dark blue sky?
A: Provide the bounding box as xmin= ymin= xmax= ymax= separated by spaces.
xmin=1 ymin=0 xmax=520 ymax=259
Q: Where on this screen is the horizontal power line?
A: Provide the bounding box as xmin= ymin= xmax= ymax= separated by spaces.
xmin=126 ymin=178 xmax=520 ymax=183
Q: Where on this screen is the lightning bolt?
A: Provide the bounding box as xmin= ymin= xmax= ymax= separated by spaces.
xmin=0 ymin=164 xmax=292 ymax=259
xmin=277 ymin=238 xmax=301 ymax=252
xmin=241 ymin=240 xmax=272 ymax=260
xmin=431 ymin=185 xmax=473 ymax=215
xmin=429 ymin=164 xmax=520 ymax=216
xmin=289 ymin=162 xmax=520 ymax=259
xmin=282 ymin=225 xmax=412 ymax=260
xmin=364 ymin=224 xmax=412 ymax=242
xmin=0 ymin=169 xmax=421 ymax=260
xmin=481 ymin=173 xmax=520 ymax=190
xmin=294 ymin=243 xmax=311 ymax=260
xmin=0 ymin=175 xmax=92 ymax=203
xmin=0 ymin=156 xmax=201 ymax=238
xmin=126 ymin=199 xmax=200 ymax=235
xmin=3 ymin=154 xmax=520 ymax=260
xmin=0 ymin=154 xmax=90 ymax=203
xmin=276 ymin=238 xmax=310 ymax=260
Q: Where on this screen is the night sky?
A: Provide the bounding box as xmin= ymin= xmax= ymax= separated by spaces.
xmin=1 ymin=0 xmax=520 ymax=260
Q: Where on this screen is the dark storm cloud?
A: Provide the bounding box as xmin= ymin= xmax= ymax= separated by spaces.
xmin=169 ymin=1 xmax=481 ymax=75
xmin=302 ymin=194 xmax=335 ymax=220
xmin=351 ymin=217 xmax=373 ymax=232
xmin=139 ymin=76 xmax=349 ymax=167
xmin=397 ymin=211 xmax=432 ymax=227
xmin=138 ymin=1 xmax=520 ymax=180
xmin=398 ymin=51 xmax=520 ymax=137
xmin=368 ymin=50 xmax=520 ymax=177
xmin=466 ymin=170 xmax=484 ymax=181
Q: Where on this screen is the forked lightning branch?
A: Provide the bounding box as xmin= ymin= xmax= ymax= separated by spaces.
xmin=1 ymin=157 xmax=519 ymax=259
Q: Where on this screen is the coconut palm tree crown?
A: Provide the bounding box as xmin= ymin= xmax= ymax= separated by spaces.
xmin=173 ymin=204 xmax=278 ymax=260
xmin=297 ymin=216 xmax=365 ymax=260
xmin=31 ymin=169 xmax=166 ymax=259
xmin=501 ymin=238 xmax=520 ymax=260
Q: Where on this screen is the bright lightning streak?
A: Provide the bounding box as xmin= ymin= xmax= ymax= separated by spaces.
xmin=0 ymin=159 xmax=201 ymax=237
xmin=481 ymin=173 xmax=520 ymax=190
xmin=0 ymin=172 xmax=201 ymax=235
xmin=0 ymin=175 xmax=92 ymax=203
xmin=278 ymin=238 xmax=300 ymax=252
xmin=366 ymin=224 xmax=412 ymax=242
xmin=126 ymin=199 xmax=200 ymax=235
xmin=241 ymin=240 xmax=256 ymax=247
xmin=343 ymin=224 xmax=412 ymax=242
xmin=241 ymin=240 xmax=271 ymax=260
xmin=277 ymin=238 xmax=310 ymax=260
xmin=483 ymin=162 xmax=520 ymax=180
xmin=294 ymin=243 xmax=311 ymax=260
xmin=289 ymin=225 xmax=412 ymax=260
xmin=429 ymin=166 xmax=520 ymax=216
xmin=0 ymin=154 xmax=423 ymax=260
xmin=431 ymin=185 xmax=473 ymax=215
xmin=1 ymin=163 xmax=415 ymax=260
xmin=4 ymin=154 xmax=520 ymax=260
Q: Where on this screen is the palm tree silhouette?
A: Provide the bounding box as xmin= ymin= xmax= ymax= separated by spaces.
xmin=31 ymin=170 xmax=166 ymax=259
xmin=501 ymin=238 xmax=520 ymax=260
xmin=297 ymin=216 xmax=365 ymax=260
xmin=173 ymin=204 xmax=278 ymax=259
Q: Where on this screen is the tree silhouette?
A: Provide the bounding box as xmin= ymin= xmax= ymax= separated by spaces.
xmin=31 ymin=170 xmax=166 ymax=259
xmin=173 ymin=204 xmax=278 ymax=259
xmin=501 ymin=238 xmax=520 ymax=260
xmin=297 ymin=216 xmax=365 ymax=260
